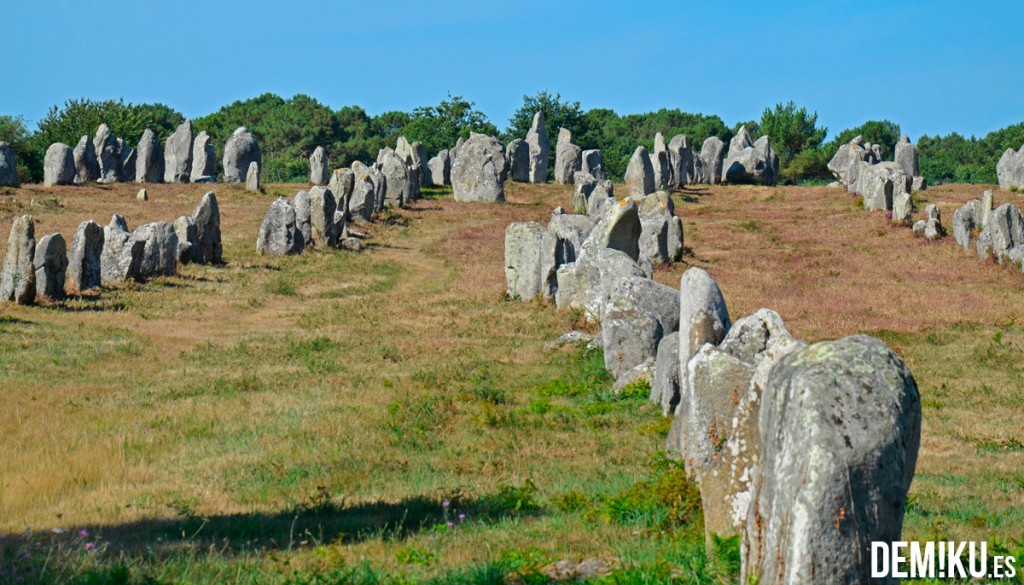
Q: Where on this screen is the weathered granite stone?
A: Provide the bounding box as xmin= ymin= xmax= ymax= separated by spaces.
xmin=427 ymin=149 xmax=451 ymax=186
xmin=525 ymin=111 xmax=550 ymax=183
xmin=0 ymin=215 xmax=35 ymax=304
xmin=92 ymin=124 xmax=120 ymax=183
xmin=135 ymin=129 xmax=164 ymax=183
xmin=245 ymin=161 xmax=260 ymax=192
xmin=624 ymin=146 xmax=656 ymax=199
xmin=309 ymin=186 xmax=339 ymax=247
xmin=0 ymin=142 xmax=14 ymax=186
xmin=223 ymin=127 xmax=261 ymax=183
xmin=191 ymin=191 xmax=222 ymax=264
xmin=173 ymin=216 xmax=198 ymax=264
xmin=164 ymin=120 xmax=194 ymax=183
xmin=601 ymin=276 xmax=680 ymax=379
xmin=581 ymin=149 xmax=606 ymax=182
xmin=68 ymin=220 xmax=104 ymax=292
xmin=44 ymin=143 xmax=76 ymax=186
xmin=256 ymin=199 xmax=304 ymax=255
xmin=190 ymin=131 xmax=216 ymax=183
xmin=33 ymin=233 xmax=67 ymax=300
xmin=699 ymin=137 xmax=725 ymax=185
xmin=452 ymin=133 xmax=505 ymax=203
xmin=73 ymin=135 xmax=99 ymax=184
xmin=554 ymin=128 xmax=582 ymax=185
xmin=131 ymin=222 xmax=178 ymax=279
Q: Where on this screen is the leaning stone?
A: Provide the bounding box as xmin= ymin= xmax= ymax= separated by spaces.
xmin=0 ymin=215 xmax=35 ymax=304
xmin=68 ymin=220 xmax=104 ymax=292
xmin=163 ymin=120 xmax=194 ymax=183
xmin=44 ymin=143 xmax=76 ymax=186
xmin=741 ymin=335 xmax=921 ymax=585
xmin=223 ymin=127 xmax=261 ymax=183
xmin=33 ymin=233 xmax=67 ymax=300
xmin=190 ymin=131 xmax=217 ymax=183
xmin=257 ymin=198 xmax=304 ymax=255
xmin=581 ymin=197 xmax=642 ymax=262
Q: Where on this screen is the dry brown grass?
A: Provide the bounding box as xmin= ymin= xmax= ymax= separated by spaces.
xmin=1 ymin=179 xmax=1023 ymax=581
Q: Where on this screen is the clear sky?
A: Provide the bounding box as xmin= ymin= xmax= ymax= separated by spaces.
xmin=3 ymin=0 xmax=1021 ymax=141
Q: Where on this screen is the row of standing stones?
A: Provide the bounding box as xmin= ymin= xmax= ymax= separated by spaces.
xmin=0 ymin=192 xmax=221 ymax=304
xmin=19 ymin=121 xmax=263 ymax=189
xmin=503 ymin=181 xmax=920 ymax=583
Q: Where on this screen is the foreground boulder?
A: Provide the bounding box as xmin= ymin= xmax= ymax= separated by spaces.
xmin=601 ymin=276 xmax=680 ymax=380
xmin=741 ymin=335 xmax=920 ymax=585
xmin=505 ymin=222 xmax=557 ymax=300
xmin=44 ymin=143 xmax=76 ymax=186
xmin=624 ymin=146 xmax=655 ymax=199
xmin=136 ymin=128 xmax=164 ymax=183
xmin=0 ymin=215 xmax=36 ymax=304
xmin=997 ymin=144 xmax=1024 ymax=190
xmin=257 ymin=199 xmax=305 ymax=255
xmin=452 ymin=133 xmax=505 ymax=203
xmin=0 ymin=142 xmax=15 ymax=186
xmin=33 ymin=233 xmax=67 ymax=300
xmin=223 ymin=127 xmax=262 ymax=183
xmin=69 ymin=220 xmax=104 ymax=292
xmin=525 ymin=111 xmax=549 ymax=183
xmin=164 ymin=120 xmax=194 ymax=183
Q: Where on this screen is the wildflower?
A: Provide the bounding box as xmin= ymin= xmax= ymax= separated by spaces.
xmin=85 ymin=542 xmax=94 ymax=550
xmin=78 ymin=530 xmax=88 ymax=537
xmin=446 ymin=521 xmax=454 ymax=528
xmin=442 ymin=500 xmax=450 ymax=508
xmin=458 ymin=513 xmax=465 ymax=520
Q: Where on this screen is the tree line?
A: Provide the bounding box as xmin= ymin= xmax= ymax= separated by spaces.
xmin=1 ymin=92 xmax=1022 ymax=186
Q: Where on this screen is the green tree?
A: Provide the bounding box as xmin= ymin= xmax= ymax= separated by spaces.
xmin=828 ymin=120 xmax=902 ymax=160
xmin=400 ymin=94 xmax=496 ymax=155
xmin=0 ymin=115 xmax=37 ymax=183
xmin=758 ymin=102 xmax=828 ymax=182
xmin=505 ymin=91 xmax=587 ymax=144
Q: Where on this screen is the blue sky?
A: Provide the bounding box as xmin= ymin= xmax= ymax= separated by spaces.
xmin=2 ymin=0 xmax=1021 ymax=141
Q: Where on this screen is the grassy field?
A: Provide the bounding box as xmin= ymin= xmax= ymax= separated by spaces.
xmin=1 ymin=179 xmax=1023 ymax=583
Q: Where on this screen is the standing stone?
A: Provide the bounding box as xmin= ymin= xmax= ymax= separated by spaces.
xmin=101 ymin=215 xmax=134 ymax=282
xmin=427 ymin=150 xmax=451 ymax=186
xmin=68 ymin=220 xmax=104 ymax=292
xmin=0 ymin=215 xmax=35 ymax=304
xmin=256 ymin=198 xmax=305 ymax=255
xmin=44 ymin=143 xmax=76 ymax=186
xmin=894 ymin=135 xmax=919 ymax=178
xmin=976 ymin=202 xmax=1024 ymax=261
xmin=450 ymin=136 xmax=465 ymax=164
xmin=525 ymin=111 xmax=550 ymax=183
xmin=638 ymin=192 xmax=683 ymax=264
xmin=581 ymin=196 xmax=643 ymax=261
xmin=505 ymin=222 xmax=554 ymax=300
xmin=742 ymin=335 xmax=921 ymax=585
xmin=982 ymin=189 xmax=994 ymax=228
xmin=137 ymin=189 xmax=148 ymax=201
xmin=650 ymin=332 xmax=680 ymax=408
xmin=624 ymin=146 xmax=656 ymax=199
xmin=191 ymin=191 xmax=222 ymax=264
xmin=952 ymin=199 xmax=981 ymax=249
xmin=601 ymin=276 xmax=680 ymax=380
xmin=245 ymin=161 xmax=260 ymax=192
xmin=997 ymin=145 xmax=1024 ymax=190
xmin=73 ymin=135 xmax=99 ymax=184
xmin=164 ymin=120 xmax=194 ymax=183
xmin=131 ymin=222 xmax=179 ymax=278
xmin=309 ymin=186 xmax=339 ymax=247
xmin=652 ymin=132 xmax=670 ymax=190
xmin=581 ymin=149 xmax=606 ymax=182
xmin=33 ymin=233 xmax=67 ymax=300
xmin=223 ymin=127 xmax=261 ymax=183
xmin=135 ymin=129 xmax=164 ymax=183
xmin=292 ymin=190 xmax=312 ymax=246
xmin=309 ymin=146 xmax=329 ymax=186
xmin=451 ymin=133 xmax=505 ymax=203
xmin=172 ymin=216 xmax=198 ymax=264
xmin=190 ymin=131 xmax=216 ymax=183
xmin=0 ymin=142 xmax=16 ymax=186
xmin=91 ymin=124 xmax=121 ymax=183
xmin=118 ymin=139 xmax=136 ymax=182
xmin=668 ymin=268 xmax=731 ymax=417
xmin=699 ymin=137 xmax=725 ymax=185
xmin=507 ymin=138 xmax=530 ymax=183
xmin=349 ymin=176 xmax=376 ymax=221
xmin=328 ymin=169 xmax=356 ymax=219
xmin=668 ymin=135 xmax=692 ymax=188
xmin=722 ymin=128 xmax=779 ymax=185
xmin=891 ymin=191 xmax=913 ymax=224
xmin=379 ymin=147 xmax=413 ymax=207
xmin=554 ymin=128 xmax=582 ymax=185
